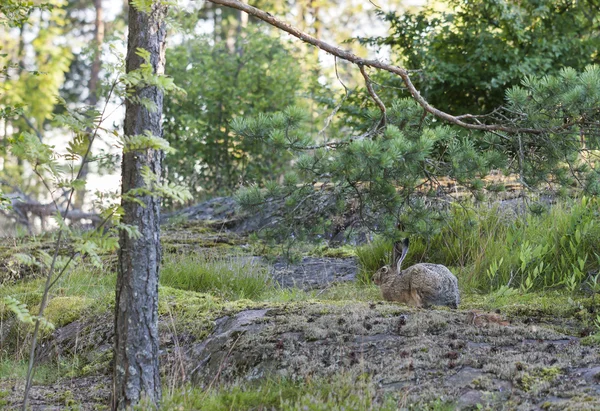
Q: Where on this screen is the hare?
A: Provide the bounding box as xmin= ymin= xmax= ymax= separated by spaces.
xmin=373 ymin=238 xmax=460 ymax=308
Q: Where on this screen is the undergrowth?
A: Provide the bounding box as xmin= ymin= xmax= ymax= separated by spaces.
xmin=357 ymin=197 xmax=600 ymax=293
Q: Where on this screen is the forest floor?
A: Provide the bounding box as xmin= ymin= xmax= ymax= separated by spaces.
xmin=2 ymin=204 xmax=600 ymax=410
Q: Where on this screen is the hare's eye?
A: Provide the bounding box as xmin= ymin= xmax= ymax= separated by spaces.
xmin=382 ymin=267 xmax=389 ymax=273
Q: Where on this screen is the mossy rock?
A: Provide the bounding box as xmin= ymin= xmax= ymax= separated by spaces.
xmin=43 ymin=296 xmax=93 ymax=328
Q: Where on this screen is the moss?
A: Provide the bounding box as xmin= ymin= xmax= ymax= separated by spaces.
xmin=42 ymin=296 xmax=92 ymax=328
xmin=158 ymin=286 xmax=268 ymax=339
xmin=161 ymin=221 xmax=244 ymax=249
xmin=57 ymin=390 xmax=76 ymax=407
xmin=80 ymin=350 xmax=112 ymax=376
xmin=518 ymin=367 xmax=562 ymax=392
xmin=461 ymin=289 xmax=597 ymax=334
xmin=310 ymin=244 xmax=357 ymax=258
xmin=580 ymin=333 xmax=600 ymax=346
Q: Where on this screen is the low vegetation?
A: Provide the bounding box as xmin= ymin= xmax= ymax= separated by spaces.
xmin=358 ymin=197 xmax=600 ymax=293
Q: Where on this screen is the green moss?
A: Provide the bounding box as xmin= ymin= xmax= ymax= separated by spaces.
xmin=161 ymin=221 xmax=244 ymax=250
xmin=42 ymin=296 xmax=92 ymax=328
xmin=80 ymin=350 xmax=112 ymax=376
xmin=461 ymin=289 xmax=594 ymax=318
xmin=519 ymin=367 xmax=562 ymax=392
xmin=0 ymin=390 xmax=8 ymax=408
xmin=158 ymin=286 xmax=268 ymax=339
xmin=310 ymin=244 xmax=356 ymax=258
xmin=580 ymin=333 xmax=600 ymax=346
xmin=57 ymin=390 xmax=76 ymax=407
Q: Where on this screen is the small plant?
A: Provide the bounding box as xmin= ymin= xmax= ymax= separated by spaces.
xmin=2 ymin=296 xmax=54 ymax=331
xmin=486 ymin=257 xmax=504 ymax=291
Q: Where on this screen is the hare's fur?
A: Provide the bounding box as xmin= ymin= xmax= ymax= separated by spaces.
xmin=373 ymin=239 xmax=460 ymax=308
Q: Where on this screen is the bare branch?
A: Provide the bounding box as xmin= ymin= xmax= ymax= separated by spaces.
xmin=207 ymin=0 xmax=545 ymax=135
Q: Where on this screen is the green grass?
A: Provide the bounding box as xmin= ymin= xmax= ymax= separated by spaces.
xmin=259 ymin=282 xmax=381 ymax=304
xmin=157 ymin=374 xmax=406 ymax=411
xmin=355 ymin=236 xmax=392 ymax=285
xmin=160 ymin=253 xmax=271 ymax=300
xmin=357 ymin=197 xmax=600 ymax=293
xmin=0 ymin=358 xmax=67 ymax=384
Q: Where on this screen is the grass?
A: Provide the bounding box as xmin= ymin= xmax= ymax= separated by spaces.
xmin=355 ymin=236 xmax=392 ymax=284
xmin=160 ymin=253 xmax=271 ymax=300
xmin=0 ymin=265 xmax=115 ymax=323
xmin=0 ymin=358 xmax=66 ymax=385
xmin=157 ymin=374 xmax=409 ymax=411
xmin=356 ymin=197 xmax=600 ymax=293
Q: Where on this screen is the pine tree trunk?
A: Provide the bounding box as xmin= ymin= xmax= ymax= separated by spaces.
xmin=113 ymin=1 xmax=167 ymax=409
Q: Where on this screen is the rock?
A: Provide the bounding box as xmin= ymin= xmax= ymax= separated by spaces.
xmin=271 ymin=257 xmax=358 ymax=289
xmin=456 ymin=390 xmax=484 ymax=409
xmin=164 ymin=197 xmax=238 ymax=223
xmin=183 ymin=303 xmax=600 ymax=408
xmin=190 ymin=309 xmax=271 ymax=385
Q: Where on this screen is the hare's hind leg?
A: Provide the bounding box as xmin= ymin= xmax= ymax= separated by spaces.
xmin=400 ymin=289 xmax=422 ymax=308
xmin=409 ymin=289 xmax=422 ymax=307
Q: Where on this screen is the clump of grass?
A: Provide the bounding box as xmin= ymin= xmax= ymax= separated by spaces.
xmin=0 ymin=265 xmax=115 ymax=321
xmin=160 ymin=254 xmax=271 ymax=300
xmin=355 ymin=236 xmax=391 ymax=284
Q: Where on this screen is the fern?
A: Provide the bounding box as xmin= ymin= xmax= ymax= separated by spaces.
xmin=3 ymin=296 xmax=55 ymax=331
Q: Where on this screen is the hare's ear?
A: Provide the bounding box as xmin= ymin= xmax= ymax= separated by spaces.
xmin=393 ymin=239 xmax=409 ymax=272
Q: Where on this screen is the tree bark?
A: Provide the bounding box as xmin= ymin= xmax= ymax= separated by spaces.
xmin=113 ymin=1 xmax=167 ymax=409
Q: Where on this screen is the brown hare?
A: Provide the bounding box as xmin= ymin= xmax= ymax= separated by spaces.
xmin=373 ymin=238 xmax=460 ymax=308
